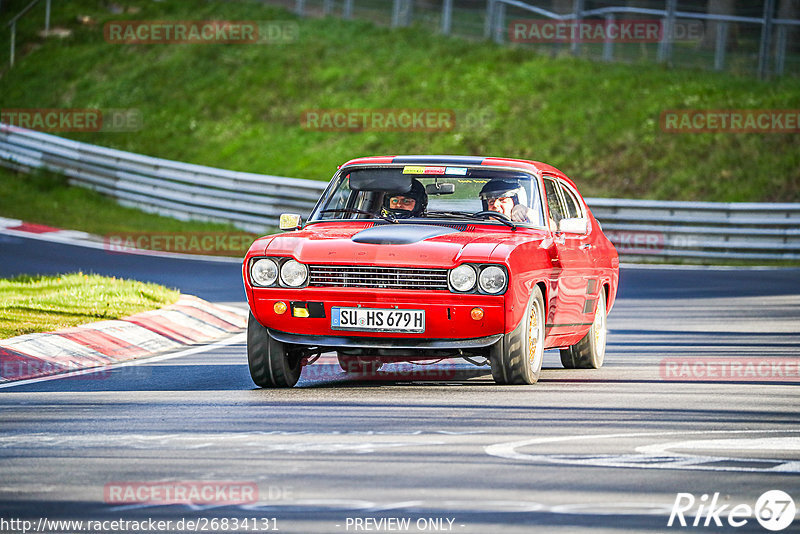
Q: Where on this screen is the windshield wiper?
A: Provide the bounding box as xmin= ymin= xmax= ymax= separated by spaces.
xmin=320 ymin=208 xmax=397 ymax=223
xmin=426 ymin=210 xmax=517 ymax=230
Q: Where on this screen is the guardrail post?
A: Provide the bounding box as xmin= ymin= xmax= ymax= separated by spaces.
xmin=757 ymin=0 xmax=776 ymax=80
xmin=570 ymin=0 xmax=584 ymax=56
xmin=343 ymin=0 xmax=353 ymax=20
xmin=441 ymin=0 xmax=453 ymax=35
xmin=493 ymin=1 xmax=506 ymax=44
xmin=775 ymin=24 xmax=787 ymax=76
xmin=392 ymin=0 xmax=401 ymax=27
xmin=713 ymin=21 xmax=728 ymax=71
xmin=657 ymin=0 xmax=677 ymax=64
xmin=602 ymin=14 xmax=614 ymax=62
xmin=44 ymin=0 xmax=50 ymax=32
xmin=295 ymin=0 xmax=305 ymax=16
xmin=323 ymin=0 xmax=334 ymax=16
xmin=484 ymin=0 xmax=495 ymax=39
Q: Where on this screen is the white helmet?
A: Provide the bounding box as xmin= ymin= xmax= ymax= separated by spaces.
xmin=479 ymin=179 xmax=528 ymax=211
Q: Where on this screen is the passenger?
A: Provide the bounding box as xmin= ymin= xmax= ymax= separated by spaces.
xmin=479 ymin=179 xmax=537 ymax=223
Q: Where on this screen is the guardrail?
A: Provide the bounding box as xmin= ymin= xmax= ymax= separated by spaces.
xmin=1 ymin=124 xmax=798 ymax=261
xmin=589 ymin=199 xmax=800 ymax=261
xmin=0 ymin=123 xmax=326 ymax=233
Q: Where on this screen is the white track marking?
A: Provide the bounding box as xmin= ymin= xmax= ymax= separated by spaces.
xmin=485 ymin=430 xmax=800 ymax=473
xmin=636 ymin=437 xmax=800 ymax=455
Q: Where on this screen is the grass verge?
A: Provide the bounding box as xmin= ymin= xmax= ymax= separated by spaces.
xmin=0 ymin=272 xmax=180 ymax=338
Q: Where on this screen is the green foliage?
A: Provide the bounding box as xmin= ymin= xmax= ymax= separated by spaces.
xmin=1 ymin=0 xmax=798 ymax=203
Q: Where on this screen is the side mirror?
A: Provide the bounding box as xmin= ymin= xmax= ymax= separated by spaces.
xmin=558 ymin=217 xmax=587 ymax=234
xmin=279 ymin=213 xmax=302 ymax=231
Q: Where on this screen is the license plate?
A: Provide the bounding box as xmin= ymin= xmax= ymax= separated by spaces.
xmin=331 ymin=307 xmax=425 ymax=333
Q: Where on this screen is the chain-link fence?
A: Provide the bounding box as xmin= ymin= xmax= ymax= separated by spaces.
xmin=269 ymin=0 xmax=799 ymax=78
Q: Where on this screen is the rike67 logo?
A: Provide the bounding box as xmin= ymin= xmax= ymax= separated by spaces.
xmin=668 ymin=490 xmax=796 ymax=531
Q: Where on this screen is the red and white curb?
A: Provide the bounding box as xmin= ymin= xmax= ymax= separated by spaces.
xmin=0 ymin=295 xmax=246 ymax=383
xmin=0 ymin=217 xmax=97 ymax=241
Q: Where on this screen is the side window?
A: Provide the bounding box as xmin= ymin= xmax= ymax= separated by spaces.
xmin=543 ymin=178 xmax=564 ymax=231
xmin=559 ymin=182 xmax=584 ymax=220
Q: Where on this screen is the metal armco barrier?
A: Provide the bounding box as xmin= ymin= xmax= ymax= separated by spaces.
xmin=590 ymin=199 xmax=800 ymax=261
xmin=1 ymin=124 xmax=798 ymax=261
xmin=0 ymin=124 xmax=326 ymax=234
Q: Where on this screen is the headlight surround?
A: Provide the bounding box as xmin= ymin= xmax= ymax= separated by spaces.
xmin=449 ymin=264 xmax=477 ymax=292
xmin=250 ymin=258 xmax=279 ymax=287
xmin=280 ymin=259 xmax=308 ymax=287
xmin=478 ymin=265 xmax=507 ymax=294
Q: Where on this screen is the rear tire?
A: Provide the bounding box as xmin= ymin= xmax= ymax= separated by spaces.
xmin=560 ymin=290 xmax=607 ymax=369
xmin=490 ymin=286 xmax=545 ymax=385
xmin=247 ymin=313 xmax=302 ymax=387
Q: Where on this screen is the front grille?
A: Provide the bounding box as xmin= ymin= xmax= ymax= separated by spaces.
xmin=308 ymin=265 xmax=449 ymax=291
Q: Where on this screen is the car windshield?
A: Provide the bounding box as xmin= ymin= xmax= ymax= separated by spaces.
xmin=309 ymin=166 xmax=545 ymax=227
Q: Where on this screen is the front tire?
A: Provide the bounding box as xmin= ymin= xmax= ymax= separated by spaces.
xmin=560 ymin=290 xmax=607 ymax=369
xmin=247 ymin=313 xmax=302 ymax=387
xmin=490 ymin=286 xmax=545 ymax=385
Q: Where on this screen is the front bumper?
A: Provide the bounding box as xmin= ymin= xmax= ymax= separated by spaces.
xmin=249 ymin=287 xmax=506 ymax=340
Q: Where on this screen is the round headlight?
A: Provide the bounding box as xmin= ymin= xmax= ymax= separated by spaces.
xmin=449 ymin=264 xmax=477 ymax=292
xmin=280 ymin=259 xmax=308 ymax=287
xmin=479 ymin=266 xmax=506 ymax=294
xmin=250 ymin=258 xmax=278 ymax=286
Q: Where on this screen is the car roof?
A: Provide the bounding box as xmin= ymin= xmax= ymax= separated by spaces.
xmin=340 ymin=155 xmax=566 ymax=177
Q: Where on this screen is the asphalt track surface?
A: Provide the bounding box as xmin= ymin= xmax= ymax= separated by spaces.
xmin=1 ymin=232 xmax=799 ymax=534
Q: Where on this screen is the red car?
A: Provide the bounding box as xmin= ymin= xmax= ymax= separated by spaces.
xmin=243 ymin=156 xmax=619 ymax=387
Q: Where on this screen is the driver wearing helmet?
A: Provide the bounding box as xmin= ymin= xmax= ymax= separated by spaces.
xmin=479 ymin=179 xmax=536 ymax=223
xmin=382 ymin=178 xmax=428 ymax=219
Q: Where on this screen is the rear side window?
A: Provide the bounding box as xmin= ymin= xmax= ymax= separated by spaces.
xmin=559 ymin=182 xmax=584 ymax=220
xmin=543 ymin=178 xmax=564 ymax=230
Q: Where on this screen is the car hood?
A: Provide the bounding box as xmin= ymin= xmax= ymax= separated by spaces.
xmin=259 ymin=222 xmax=547 ymax=267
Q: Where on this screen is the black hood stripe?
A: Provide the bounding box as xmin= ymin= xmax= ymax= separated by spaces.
xmin=351 ymin=224 xmax=459 ymax=245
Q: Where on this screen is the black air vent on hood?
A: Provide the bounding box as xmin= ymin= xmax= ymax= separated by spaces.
xmin=351 ymin=224 xmax=459 ymax=245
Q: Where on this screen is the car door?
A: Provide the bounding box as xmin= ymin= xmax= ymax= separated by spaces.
xmin=557 ymin=179 xmax=598 ymax=326
xmin=543 ymin=176 xmax=594 ymax=334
